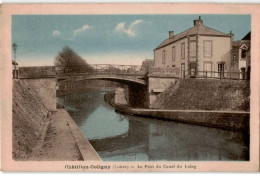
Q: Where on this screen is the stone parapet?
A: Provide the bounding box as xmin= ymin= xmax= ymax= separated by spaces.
xmin=19 ymin=66 xmax=56 ymax=79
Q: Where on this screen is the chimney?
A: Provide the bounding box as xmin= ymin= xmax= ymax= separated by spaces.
xmin=169 ymin=31 xmax=174 ymax=38
xmin=229 ymin=30 xmax=234 ymax=49
xmin=194 ymin=16 xmax=203 ymax=26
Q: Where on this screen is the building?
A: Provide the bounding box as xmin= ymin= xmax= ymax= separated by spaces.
xmin=141 ymin=58 xmax=154 ymax=72
xmin=231 ymin=32 xmax=251 ymax=79
xmin=153 ymin=16 xmax=234 ymax=78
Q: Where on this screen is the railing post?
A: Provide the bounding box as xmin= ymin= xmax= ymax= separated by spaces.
xmin=205 ymin=71 xmax=207 ymax=79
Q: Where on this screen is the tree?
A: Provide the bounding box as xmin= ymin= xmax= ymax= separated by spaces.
xmin=54 ymin=46 xmax=93 ymax=74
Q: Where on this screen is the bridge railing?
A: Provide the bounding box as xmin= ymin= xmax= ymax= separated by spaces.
xmin=91 ymin=64 xmax=145 ymax=74
xmin=57 ymin=64 xmax=146 ymax=75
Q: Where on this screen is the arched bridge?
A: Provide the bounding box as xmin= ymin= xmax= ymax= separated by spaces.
xmin=57 ymin=64 xmax=147 ymax=85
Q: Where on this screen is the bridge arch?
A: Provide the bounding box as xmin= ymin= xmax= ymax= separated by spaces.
xmin=57 ymin=75 xmax=148 ymax=108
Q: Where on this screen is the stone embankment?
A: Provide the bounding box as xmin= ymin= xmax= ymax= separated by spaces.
xmin=105 ymin=79 xmax=250 ymax=132
xmin=13 ymin=79 xmax=100 ymax=161
xmin=152 ymin=79 xmax=250 ymax=111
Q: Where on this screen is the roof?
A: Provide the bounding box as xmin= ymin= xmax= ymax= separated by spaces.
xmin=232 ymin=40 xmax=250 ymax=48
xmin=154 ymin=19 xmax=232 ymax=51
xmin=242 ymin=32 xmax=251 ymax=40
xmin=142 ymin=59 xmax=154 ymax=67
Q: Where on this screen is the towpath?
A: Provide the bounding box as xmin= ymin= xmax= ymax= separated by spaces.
xmin=29 ymin=109 xmax=101 ymax=161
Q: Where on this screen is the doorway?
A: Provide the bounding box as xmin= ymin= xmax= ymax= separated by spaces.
xmin=218 ymin=63 xmax=225 ymax=78
xmin=204 ymin=62 xmax=212 ymax=77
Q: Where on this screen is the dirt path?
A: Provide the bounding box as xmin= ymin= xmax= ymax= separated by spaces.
xmin=29 ymin=109 xmax=83 ymax=161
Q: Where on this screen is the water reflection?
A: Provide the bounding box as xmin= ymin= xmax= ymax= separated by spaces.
xmin=57 ymin=89 xmax=249 ymax=161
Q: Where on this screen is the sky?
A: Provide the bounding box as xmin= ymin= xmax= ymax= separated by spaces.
xmin=12 ymin=15 xmax=251 ymax=66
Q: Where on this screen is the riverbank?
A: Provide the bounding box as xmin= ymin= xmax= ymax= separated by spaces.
xmin=105 ymin=90 xmax=249 ymax=132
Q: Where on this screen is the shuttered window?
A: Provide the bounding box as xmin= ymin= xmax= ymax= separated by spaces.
xmin=172 ymin=46 xmax=176 ymax=61
xmin=204 ymin=41 xmax=212 ymax=57
xmin=181 ymin=43 xmax=185 ymax=59
xmin=162 ymin=50 xmax=165 ymax=64
xmin=189 ymin=42 xmax=196 ymax=57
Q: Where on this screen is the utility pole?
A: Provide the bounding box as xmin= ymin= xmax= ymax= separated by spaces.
xmin=12 ymin=42 xmax=18 ymax=78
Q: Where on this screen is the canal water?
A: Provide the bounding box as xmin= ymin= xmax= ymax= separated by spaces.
xmin=57 ymin=88 xmax=249 ymax=161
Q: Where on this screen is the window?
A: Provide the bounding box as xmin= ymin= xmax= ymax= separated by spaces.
xmin=218 ymin=64 xmax=224 ymax=72
xmin=162 ymin=50 xmax=165 ymax=64
xmin=172 ymin=46 xmax=176 ymax=61
xmin=204 ymin=41 xmax=212 ymax=57
xmin=241 ymin=49 xmax=247 ymax=58
xmin=233 ymin=55 xmax=237 ymax=62
xmin=181 ymin=43 xmax=185 ymax=59
xmin=189 ymin=41 xmax=196 ymax=57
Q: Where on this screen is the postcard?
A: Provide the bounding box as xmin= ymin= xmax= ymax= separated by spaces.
xmin=0 ymin=3 xmax=259 ymax=172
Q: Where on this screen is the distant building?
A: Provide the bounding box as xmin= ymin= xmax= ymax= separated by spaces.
xmin=141 ymin=58 xmax=154 ymax=72
xmin=231 ymin=32 xmax=251 ymax=79
xmin=153 ymin=16 xmax=234 ymax=78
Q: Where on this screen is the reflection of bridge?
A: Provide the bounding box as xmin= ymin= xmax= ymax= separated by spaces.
xmin=57 ymin=64 xmax=147 ymax=85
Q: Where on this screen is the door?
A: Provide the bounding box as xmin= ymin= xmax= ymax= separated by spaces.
xmin=218 ymin=64 xmax=224 ymax=78
xmin=204 ymin=62 xmax=212 ymax=77
xmin=181 ymin=63 xmax=185 ymax=78
xmin=241 ymin=67 xmax=246 ymax=80
xmin=190 ymin=67 xmax=196 ymax=77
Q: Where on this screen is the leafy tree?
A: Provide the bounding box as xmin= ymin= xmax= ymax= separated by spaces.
xmin=54 ymin=46 xmax=93 ymax=74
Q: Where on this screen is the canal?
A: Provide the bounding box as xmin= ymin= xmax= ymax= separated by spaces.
xmin=57 ymin=88 xmax=249 ymax=161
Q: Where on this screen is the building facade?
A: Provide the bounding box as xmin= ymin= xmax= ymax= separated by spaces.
xmin=231 ymin=32 xmax=251 ymax=79
xmin=153 ymin=17 xmax=233 ymax=78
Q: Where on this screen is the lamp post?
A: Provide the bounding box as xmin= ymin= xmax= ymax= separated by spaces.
xmin=12 ymin=42 xmax=18 ymax=78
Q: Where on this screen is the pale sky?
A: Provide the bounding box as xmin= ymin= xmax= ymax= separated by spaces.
xmin=12 ymin=15 xmax=251 ymax=66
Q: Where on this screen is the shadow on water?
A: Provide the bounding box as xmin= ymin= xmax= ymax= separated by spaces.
xmin=57 ymin=88 xmax=249 ymax=161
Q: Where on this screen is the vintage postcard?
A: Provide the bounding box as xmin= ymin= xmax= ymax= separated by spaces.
xmin=0 ymin=3 xmax=259 ymax=172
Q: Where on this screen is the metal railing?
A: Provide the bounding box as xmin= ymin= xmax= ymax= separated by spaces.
xmin=91 ymin=64 xmax=143 ymax=74
xmin=57 ymin=64 xmax=145 ymax=75
xmin=182 ymin=70 xmax=250 ymax=80
xmin=56 ymin=65 xmax=250 ymax=80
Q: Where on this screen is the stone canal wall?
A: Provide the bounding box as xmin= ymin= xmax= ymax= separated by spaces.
xmin=21 ymin=78 xmax=57 ymax=111
xmin=108 ymin=102 xmax=249 ymax=132
xmin=12 ymin=80 xmax=50 ymax=160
